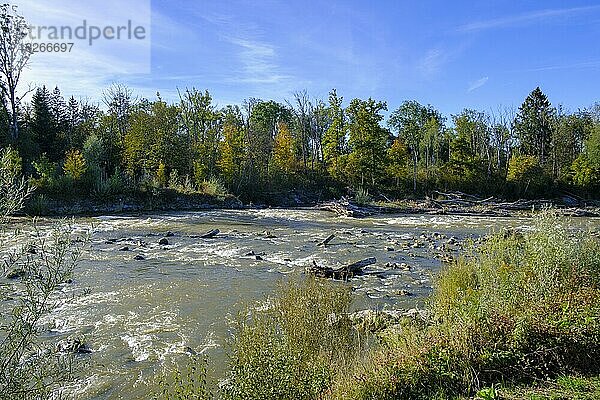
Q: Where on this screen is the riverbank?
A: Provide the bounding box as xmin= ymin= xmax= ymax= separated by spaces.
xmin=21 ymin=188 xmax=600 ymax=219
xmin=22 ymin=189 xmax=244 ymax=216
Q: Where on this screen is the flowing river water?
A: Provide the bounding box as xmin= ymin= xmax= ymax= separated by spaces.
xmin=3 ymin=209 xmax=600 ymax=399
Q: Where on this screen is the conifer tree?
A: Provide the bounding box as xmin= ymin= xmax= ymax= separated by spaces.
xmin=514 ymin=87 xmax=555 ymax=166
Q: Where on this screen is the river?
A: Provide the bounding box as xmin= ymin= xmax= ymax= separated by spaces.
xmin=3 ymin=209 xmax=599 ymax=399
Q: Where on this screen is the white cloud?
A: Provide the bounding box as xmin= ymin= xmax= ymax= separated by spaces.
xmin=468 ymin=76 xmax=489 ymax=92
xmin=417 ymin=49 xmax=447 ymax=78
xmin=458 ymin=5 xmax=600 ymax=33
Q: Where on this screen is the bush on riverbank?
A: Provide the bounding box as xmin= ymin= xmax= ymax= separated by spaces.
xmin=221 ymin=278 xmax=360 ymax=399
xmin=331 ymin=212 xmax=600 ymax=399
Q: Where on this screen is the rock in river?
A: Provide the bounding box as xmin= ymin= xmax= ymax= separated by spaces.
xmin=57 ymin=336 xmax=92 ymax=354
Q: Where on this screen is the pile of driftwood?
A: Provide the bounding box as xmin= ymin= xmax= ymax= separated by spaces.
xmin=305 ymin=257 xmax=376 ymax=281
xmin=428 ymin=191 xmax=599 ymax=216
xmin=428 ymin=191 xmax=553 ymax=211
xmin=318 ymin=192 xmax=600 ymax=218
xmin=318 ymin=197 xmax=376 ymax=218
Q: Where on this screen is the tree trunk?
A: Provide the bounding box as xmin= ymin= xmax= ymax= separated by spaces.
xmin=412 ymin=154 xmax=418 ymax=192
xmin=9 ymin=90 xmax=18 ymax=140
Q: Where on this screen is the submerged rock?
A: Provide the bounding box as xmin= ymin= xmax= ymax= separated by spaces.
xmin=57 ymin=336 xmax=92 ymax=354
xmin=133 ymin=255 xmax=145 ymax=261
xmin=158 ymin=238 xmax=169 ymax=245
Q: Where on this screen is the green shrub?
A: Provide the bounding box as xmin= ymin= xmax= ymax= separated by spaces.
xmin=354 ymin=187 xmax=371 ymax=205
xmin=221 ymin=277 xmax=359 ymax=400
xmin=506 ymin=155 xmax=551 ymax=198
xmin=331 ymin=211 xmax=600 ymax=399
xmin=27 ymin=193 xmax=49 ymax=216
xmin=154 ymin=356 xmax=212 ymax=400
xmin=200 ymin=178 xmax=227 ymax=197
xmin=1 ymin=147 xmax=32 ymax=219
xmin=31 ymin=154 xmax=58 ymax=188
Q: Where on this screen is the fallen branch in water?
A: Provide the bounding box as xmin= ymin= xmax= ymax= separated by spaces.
xmin=317 ymin=234 xmax=335 ymax=247
xmin=305 ymin=257 xmax=377 ymax=281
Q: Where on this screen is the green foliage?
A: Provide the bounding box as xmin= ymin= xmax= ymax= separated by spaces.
xmin=346 ymin=98 xmax=388 ymax=187
xmin=31 ymin=154 xmax=58 ymax=188
xmin=30 ymin=86 xmax=65 ymax=161
xmin=10 ymin=82 xmax=600 ymax=204
xmin=63 ymin=149 xmax=87 ymax=180
xmin=272 ymin=122 xmax=296 ymax=179
xmin=222 ymin=277 xmax=359 ymax=400
xmin=475 ymin=385 xmax=498 ymax=400
xmin=551 ymin=110 xmax=593 ymax=180
xmin=571 ymin=154 xmax=599 ymax=188
xmin=180 ymin=88 xmax=221 ymax=181
xmin=514 ymin=87 xmax=555 ymax=166
xmin=323 ymin=89 xmax=348 ymax=180
xmin=388 ymin=101 xmax=442 ymax=191
xmin=156 ymin=161 xmax=167 ymax=188
xmin=124 ymin=99 xmax=191 ymax=182
xmin=354 ymin=187 xmax=371 ymax=205
xmin=154 ymin=356 xmax=212 ymax=400
xmin=91 ymin=168 xmax=125 ymax=198
xmin=587 ymin=123 xmax=600 ymax=166
xmin=0 ymin=147 xmax=32 ymax=219
xmin=200 ymin=177 xmax=227 ymax=197
xmin=218 ymin=122 xmax=245 ymax=189
xmin=332 ymin=212 xmax=600 ymax=399
xmin=506 ymin=155 xmax=550 ymax=197
xmin=386 ymin=138 xmax=409 ymax=187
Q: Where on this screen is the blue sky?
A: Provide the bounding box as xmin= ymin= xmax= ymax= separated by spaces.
xmin=19 ymin=0 xmax=600 ymax=117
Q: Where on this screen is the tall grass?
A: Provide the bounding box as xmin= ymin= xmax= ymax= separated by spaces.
xmin=331 ymin=212 xmax=600 ymax=399
xmin=221 ymin=277 xmax=360 ymax=400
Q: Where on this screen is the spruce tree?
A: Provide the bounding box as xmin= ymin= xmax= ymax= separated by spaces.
xmin=514 ymin=87 xmax=555 ymax=166
xmin=31 ymin=86 xmax=60 ymax=161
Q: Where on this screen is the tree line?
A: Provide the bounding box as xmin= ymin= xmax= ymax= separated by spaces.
xmin=1 ymin=83 xmax=599 ymax=202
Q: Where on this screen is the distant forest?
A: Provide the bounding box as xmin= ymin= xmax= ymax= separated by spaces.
xmin=2 ymin=84 xmax=599 ymax=203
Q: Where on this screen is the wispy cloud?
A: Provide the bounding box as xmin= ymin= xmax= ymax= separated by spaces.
xmin=519 ymin=60 xmax=600 ymax=73
xmin=468 ymin=76 xmax=489 ymax=92
xmin=226 ymin=37 xmax=289 ymax=84
xmin=417 ymin=49 xmax=447 ymax=78
xmin=458 ymin=5 xmax=600 ymax=32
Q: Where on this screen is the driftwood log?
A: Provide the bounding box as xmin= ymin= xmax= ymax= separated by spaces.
xmin=318 ymin=197 xmax=375 ymax=218
xmin=306 ymin=257 xmax=376 ymax=281
xmin=317 ymin=234 xmax=335 ymax=247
